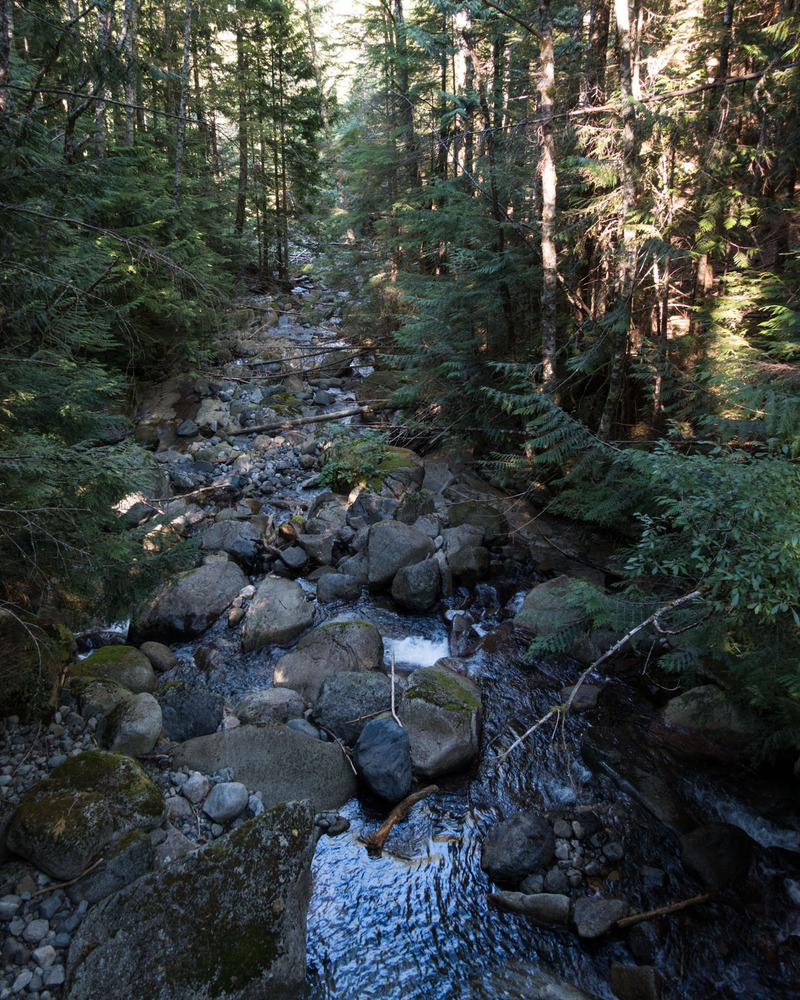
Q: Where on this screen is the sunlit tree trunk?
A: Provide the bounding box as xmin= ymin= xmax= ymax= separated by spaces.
xmin=123 ymin=0 xmax=137 ymax=145
xmin=587 ymin=0 xmax=610 ymax=105
xmin=539 ymin=0 xmax=558 ymax=396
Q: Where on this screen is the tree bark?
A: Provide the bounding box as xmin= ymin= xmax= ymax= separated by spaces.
xmin=587 ymin=0 xmax=610 ymax=105
xmin=0 ymin=0 xmax=12 ymax=116
xmin=94 ymin=1 xmax=114 ymax=158
xmin=539 ymin=0 xmax=558 ymax=396
xmin=123 ymin=0 xmax=137 ymax=145
xmin=303 ymin=0 xmax=345 ymax=211
xmin=170 ymin=0 xmax=192 ymax=239
xmin=393 ymin=0 xmax=418 ymax=187
xmin=234 ymin=16 xmax=248 ymax=239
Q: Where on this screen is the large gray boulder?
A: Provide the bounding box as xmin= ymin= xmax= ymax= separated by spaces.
xmin=241 ymin=575 xmax=315 ymax=651
xmin=172 ymin=725 xmax=357 ymax=812
xmin=65 ymin=802 xmax=316 ymax=1000
xmin=391 ymin=558 xmax=440 ymax=612
xmin=96 ymin=693 xmax=163 ymax=756
xmin=447 ymin=500 xmax=509 ymax=543
xmin=481 ymin=811 xmax=555 ymax=885
xmin=273 ymin=620 xmax=383 ymax=705
xmin=663 ymin=685 xmax=755 ymax=736
xmin=366 ymin=521 xmax=435 ymax=591
xmin=74 ymin=646 xmax=157 ymax=694
xmin=199 ymin=519 xmax=263 ymax=566
xmin=572 ymin=896 xmax=630 ymax=939
xmin=354 ymin=718 xmax=412 ymax=804
xmin=316 ymin=572 xmax=362 ymax=605
xmin=234 ymin=688 xmax=306 ymax=725
xmin=6 ymin=752 xmax=164 ymax=880
xmin=158 ymin=684 xmax=224 ymax=742
xmin=312 ymin=672 xmax=393 ymax=745
xmin=131 ymin=562 xmax=248 ymax=642
xmin=398 ymin=660 xmax=482 ymax=778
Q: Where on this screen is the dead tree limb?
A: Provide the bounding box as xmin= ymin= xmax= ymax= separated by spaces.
xmin=361 ymin=785 xmax=439 ymax=854
xmin=616 ymin=892 xmax=718 ymax=928
xmin=245 ymin=403 xmax=387 ymax=435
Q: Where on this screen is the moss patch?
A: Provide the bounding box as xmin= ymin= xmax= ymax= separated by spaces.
xmin=405 ymin=667 xmax=481 ymax=715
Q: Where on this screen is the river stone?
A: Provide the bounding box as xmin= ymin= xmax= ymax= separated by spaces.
xmin=561 ymin=684 xmax=601 ymax=712
xmin=6 ymin=752 xmax=164 ymax=879
xmin=481 ymin=812 xmax=555 ymax=884
xmin=487 ymin=891 xmax=570 ymax=925
xmin=273 ymin=620 xmax=383 ymax=705
xmin=442 ymin=523 xmax=485 ymax=558
xmin=66 ymin=830 xmax=153 ymax=906
xmin=663 ymin=685 xmax=755 ymax=735
xmin=75 ymin=679 xmax=128 ymax=720
xmin=203 ymin=782 xmax=249 ymax=823
xmin=376 ymin=447 xmax=425 ymax=499
xmin=234 ymin=687 xmax=306 ymax=725
xmin=398 ymin=660 xmax=482 ymax=778
xmin=158 ymin=684 xmax=224 ymax=742
xmin=572 ymin=896 xmax=630 ymax=938
xmin=391 ymin=558 xmax=441 ymax=612
xmin=680 ymin=822 xmax=753 ymax=889
xmin=65 ymin=801 xmax=316 ymax=1000
xmin=131 ymin=561 xmax=248 ymax=643
xmin=347 ymin=493 xmax=400 ymax=527
xmin=366 ymin=521 xmax=435 ymax=591
xmin=172 ymin=725 xmax=357 ymax=812
xmin=139 ymin=641 xmax=178 ymax=673
xmin=96 ymin=692 xmax=163 ymax=756
xmin=513 ymin=574 xmax=588 ymax=637
xmin=447 ymin=500 xmax=509 ymax=543
xmin=610 ymin=965 xmax=660 ymax=1000
xmin=297 ymin=531 xmax=335 ymax=566
xmin=448 ymin=545 xmax=490 ymax=583
xmin=199 ymin=519 xmax=263 ymax=566
xmin=471 ymin=961 xmax=601 ymax=1000
xmin=74 ymin=646 xmax=157 ymax=694
xmin=241 ymin=575 xmax=315 ymax=651
xmin=316 ymin=572 xmax=362 ymax=604
xmin=354 ymin=718 xmax=412 ymax=804
xmin=312 ymin=672 xmax=393 ymax=745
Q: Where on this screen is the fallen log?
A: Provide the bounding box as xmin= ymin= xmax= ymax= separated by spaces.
xmin=245 ymin=402 xmax=387 ymax=435
xmin=616 ymin=891 xmax=718 ymax=929
xmin=361 ymin=785 xmax=439 ymax=854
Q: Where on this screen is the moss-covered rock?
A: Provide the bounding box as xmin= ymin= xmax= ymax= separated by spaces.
xmin=96 ymin=692 xmax=163 ymax=756
xmin=133 ymin=423 xmax=160 ymax=450
xmin=65 ymin=802 xmax=317 ymax=1000
xmin=72 ymin=646 xmax=157 ymax=694
xmin=447 ymin=500 xmax=509 ymax=543
xmin=398 ymin=660 xmax=482 ymax=778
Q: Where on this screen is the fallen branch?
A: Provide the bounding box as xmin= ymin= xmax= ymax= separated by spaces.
xmin=616 ymin=892 xmax=718 ymax=928
xmin=245 ymin=403 xmax=386 ymax=435
xmin=28 ymin=856 xmax=105 ymax=898
xmin=361 ymin=785 xmax=439 ymax=854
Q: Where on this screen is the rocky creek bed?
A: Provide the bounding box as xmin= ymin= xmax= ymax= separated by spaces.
xmin=2 ymin=276 xmax=800 ymax=1000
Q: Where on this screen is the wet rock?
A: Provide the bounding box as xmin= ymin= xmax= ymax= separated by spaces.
xmin=172 ymin=725 xmax=357 ymax=812
xmin=7 ymin=752 xmax=164 ymax=879
xmin=366 ymin=521 xmax=435 ymax=591
xmin=65 ymin=802 xmax=316 ymax=1000
xmin=273 ymin=620 xmax=383 ymax=705
xmin=481 ymin=812 xmax=555 ymax=884
xmin=316 ymin=572 xmax=362 ymax=604
xmin=241 ymin=575 xmax=315 ymax=651
xmin=199 ymin=519 xmax=263 ymax=567
xmin=234 ymin=687 xmax=306 ymax=725
xmin=448 ymin=544 xmax=490 ymax=583
xmin=560 ymin=684 xmax=601 ymax=712
xmin=398 ymin=660 xmax=482 ymax=778
xmin=158 ymin=684 xmax=224 ymax=742
xmin=680 ymin=822 xmax=753 ymax=889
xmin=663 ymin=685 xmax=756 ymax=736
xmin=447 ymin=500 xmax=509 ymax=544
xmin=572 ymin=896 xmax=629 ymax=938
xmin=73 ymin=646 xmax=157 ymax=694
xmin=278 ymin=545 xmax=309 ymax=572
xmin=96 ymin=692 xmax=163 ymax=756
xmin=610 ymin=964 xmax=660 ymax=1000
xmin=131 ymin=561 xmax=248 ymax=642
xmin=354 ymin=718 xmax=412 ymax=804
xmin=391 ymin=558 xmax=441 ymax=612
xmin=487 ymin=891 xmax=570 ymax=925
xmin=471 ymin=960 xmax=601 ymax=1000
xmin=312 ymin=672 xmax=393 ymax=745
xmin=139 ymin=641 xmax=178 ymax=673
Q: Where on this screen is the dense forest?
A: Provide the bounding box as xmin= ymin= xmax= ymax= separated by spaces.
xmin=2 ymin=0 xmax=800 ymax=748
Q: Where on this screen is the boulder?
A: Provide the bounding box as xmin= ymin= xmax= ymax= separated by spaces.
xmin=96 ymin=693 xmax=163 ymax=756
xmin=572 ymin=896 xmax=629 ymax=939
xmin=481 ymin=812 xmax=555 ymax=884
xmin=297 ymin=532 xmax=336 ymax=566
xmin=139 ymin=641 xmax=178 ymax=673
xmin=74 ymin=679 xmax=128 ymax=721
xmin=610 ymin=965 xmax=660 ymax=1000
xmin=447 ymin=500 xmax=509 ymax=543
xmin=312 ymin=672 xmax=393 ymax=745
xmin=471 ymin=961 xmax=601 ymax=1000
xmin=448 ymin=545 xmax=490 ymax=583
xmin=391 ymin=558 xmax=441 ymax=612
xmin=241 ymin=575 xmax=315 ymax=651
xmin=158 ymin=684 xmax=224 ymax=742
xmin=366 ymin=521 xmax=436 ymax=591
xmin=487 ymin=891 xmax=570 ymax=925
xmin=398 ymin=660 xmax=482 ymax=778
xmin=66 ymin=830 xmax=153 ymax=906
xmin=202 ymin=782 xmax=249 ymax=823
xmin=354 ymin=718 xmax=412 ymax=804
xmin=6 ymin=752 xmax=164 ymax=879
xmin=273 ymin=620 xmax=383 ymax=705
xmin=560 ymin=684 xmax=601 ymax=713
xmin=316 ymin=573 xmax=362 ymax=605
xmin=374 ymin=447 xmax=425 ymax=499
xmin=680 ymin=823 xmax=753 ymax=889
xmin=172 ymin=725 xmax=357 ymax=812
xmin=513 ymin=574 xmax=587 ymax=637
xmin=442 ymin=524 xmax=484 ymax=558
xmin=131 ymin=562 xmax=248 ymax=643
xmin=199 ymin=519 xmax=263 ymax=567
xmin=663 ymin=685 xmax=755 ymax=736
xmin=234 ymin=687 xmax=306 ymax=725
xmin=65 ymin=802 xmax=316 ymax=1000
xmin=73 ymin=646 xmax=157 ymax=694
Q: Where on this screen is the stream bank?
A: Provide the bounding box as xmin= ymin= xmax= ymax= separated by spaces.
xmin=1 ymin=275 xmax=800 ymax=1000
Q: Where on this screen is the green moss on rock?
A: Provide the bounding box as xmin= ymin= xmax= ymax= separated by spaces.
xmin=405 ymin=666 xmax=481 ymax=715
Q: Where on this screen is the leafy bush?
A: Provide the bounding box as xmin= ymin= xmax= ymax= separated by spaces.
xmin=317 ymin=426 xmax=390 ymax=492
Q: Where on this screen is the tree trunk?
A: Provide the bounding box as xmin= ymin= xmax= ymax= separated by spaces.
xmin=0 ymin=0 xmax=12 ymax=116
xmin=587 ymin=0 xmax=610 ymax=105
xmin=123 ymin=0 xmax=137 ymax=145
xmin=94 ymin=2 xmax=114 ymax=158
xmin=393 ymin=0 xmax=418 ymax=187
xmin=234 ymin=17 xmax=248 ymax=239
xmin=170 ymin=0 xmax=192 ymax=239
xmin=303 ymin=0 xmax=345 ymax=211
xmin=539 ymin=0 xmax=558 ymax=396
xmin=599 ymin=0 xmax=638 ymax=440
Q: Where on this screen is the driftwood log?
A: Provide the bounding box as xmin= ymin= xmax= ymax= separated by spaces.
xmin=361 ymin=785 xmax=439 ymax=855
